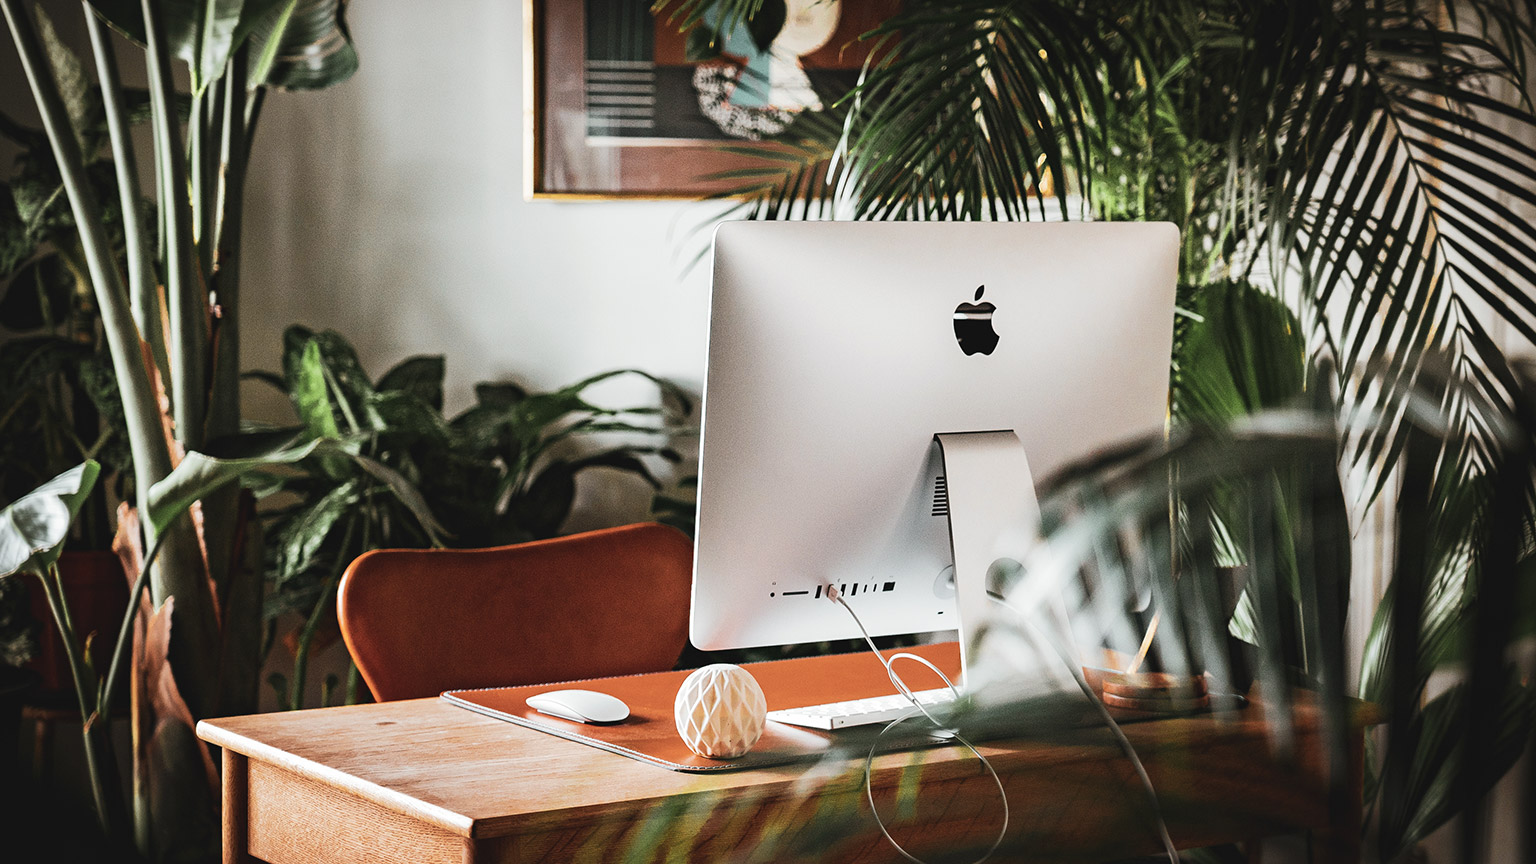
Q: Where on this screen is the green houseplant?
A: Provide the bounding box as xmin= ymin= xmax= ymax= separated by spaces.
xmin=667 ymin=0 xmax=1536 ymax=857
xmin=2 ymin=0 xmax=357 ymax=857
xmin=0 ymin=19 xmax=135 ymax=524
xmin=0 ymin=18 xmax=144 ymax=697
xmin=237 ymin=326 xmax=690 ymax=709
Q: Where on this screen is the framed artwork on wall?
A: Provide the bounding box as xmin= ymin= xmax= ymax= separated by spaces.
xmin=525 ymin=0 xmax=899 ymax=199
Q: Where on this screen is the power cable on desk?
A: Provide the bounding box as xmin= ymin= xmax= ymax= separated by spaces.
xmin=826 ymin=584 xmax=1178 ymax=864
xmin=828 ymin=585 xmax=1007 ymax=864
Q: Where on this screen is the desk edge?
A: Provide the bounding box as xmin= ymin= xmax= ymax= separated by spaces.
xmin=197 ymin=719 xmax=476 ymax=837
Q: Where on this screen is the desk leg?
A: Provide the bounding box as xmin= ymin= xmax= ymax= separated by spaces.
xmin=223 ymin=752 xmax=253 ymax=864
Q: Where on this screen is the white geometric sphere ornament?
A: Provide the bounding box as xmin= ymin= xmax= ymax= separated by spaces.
xmin=674 ymin=663 xmax=768 ymax=759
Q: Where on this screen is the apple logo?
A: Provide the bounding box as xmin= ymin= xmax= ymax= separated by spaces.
xmin=953 ymin=285 xmax=999 ymax=355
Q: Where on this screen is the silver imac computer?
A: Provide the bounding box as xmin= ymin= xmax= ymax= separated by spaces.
xmin=689 ymin=221 xmax=1179 ymax=726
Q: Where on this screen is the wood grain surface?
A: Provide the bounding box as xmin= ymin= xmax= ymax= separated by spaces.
xmin=202 ymin=686 xmax=1367 ymax=863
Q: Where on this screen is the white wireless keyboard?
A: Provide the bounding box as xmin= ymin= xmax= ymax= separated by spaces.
xmin=766 ymin=688 xmax=956 ymax=730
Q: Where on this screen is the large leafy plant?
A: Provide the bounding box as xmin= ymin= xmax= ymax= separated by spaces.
xmin=0 ymin=7 xmax=153 ymax=543
xmin=239 ymin=327 xmax=690 ymax=709
xmin=996 ymin=372 xmax=1533 ymax=863
xmin=0 ymin=18 xmax=138 ymax=680
xmin=2 ymin=0 xmax=357 ymax=857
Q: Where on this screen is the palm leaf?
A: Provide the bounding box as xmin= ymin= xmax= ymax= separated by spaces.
xmin=707 ymin=1 xmax=1536 ymax=504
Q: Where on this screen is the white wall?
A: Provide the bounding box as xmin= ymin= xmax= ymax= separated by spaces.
xmin=240 ymin=0 xmax=720 ymax=526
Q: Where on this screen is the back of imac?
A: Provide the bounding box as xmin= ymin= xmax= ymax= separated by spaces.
xmin=690 ymin=221 xmax=1180 ymax=652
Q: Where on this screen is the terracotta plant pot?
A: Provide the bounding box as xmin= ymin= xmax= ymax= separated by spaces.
xmin=24 ymin=551 xmax=129 ymax=700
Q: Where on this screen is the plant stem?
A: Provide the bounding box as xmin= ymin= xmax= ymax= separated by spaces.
xmin=99 ymin=529 xmax=168 ymax=722
xmin=130 ymin=0 xmax=225 ymax=725
xmin=148 ymin=49 xmax=168 ymax=266
xmin=208 ymin=46 xmax=247 ymax=442
xmin=214 ymin=50 xmax=244 ymax=257
xmin=193 ymin=78 xmax=222 ymax=279
xmin=141 ymin=0 xmax=206 ymax=452
xmin=38 ymin=566 xmax=92 ymax=716
xmin=199 ymin=54 xmax=250 ymax=625
xmin=36 ymin=564 xmax=114 ymax=836
xmin=82 ymin=3 xmax=168 ymax=380
xmin=345 ymin=660 xmax=362 ymax=705
xmin=288 ymin=578 xmax=334 ymax=711
xmin=245 ymin=85 xmax=266 ymax=142
xmin=189 ymin=89 xmax=206 ymax=276
xmin=289 ymin=518 xmax=358 ymax=710
xmin=198 ymin=48 xmax=248 ymax=684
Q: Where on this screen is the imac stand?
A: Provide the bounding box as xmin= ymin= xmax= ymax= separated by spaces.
xmin=933 ymin=431 xmax=1040 ymax=689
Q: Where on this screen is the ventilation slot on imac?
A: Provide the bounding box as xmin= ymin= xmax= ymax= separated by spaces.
xmin=932 ymin=476 xmax=949 ymax=517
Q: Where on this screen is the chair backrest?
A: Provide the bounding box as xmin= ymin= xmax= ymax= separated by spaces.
xmin=337 ymin=523 xmax=694 ymax=701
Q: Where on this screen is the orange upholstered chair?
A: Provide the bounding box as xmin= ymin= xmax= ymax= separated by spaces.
xmin=337 ymin=523 xmax=694 ymax=702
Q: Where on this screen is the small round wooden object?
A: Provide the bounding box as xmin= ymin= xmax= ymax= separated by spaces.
xmin=1100 ymin=691 xmax=1211 ymax=713
xmin=1099 ymin=671 xmax=1210 ymax=714
xmin=674 ymin=664 xmax=768 ymax=759
xmin=1101 ymin=672 xmax=1208 ymax=700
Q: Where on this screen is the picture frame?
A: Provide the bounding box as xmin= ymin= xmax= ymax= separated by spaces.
xmin=524 ymin=0 xmax=898 ymax=200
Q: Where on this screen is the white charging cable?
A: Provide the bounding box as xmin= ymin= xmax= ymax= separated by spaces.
xmin=827 ymin=585 xmax=1009 ymax=864
xmin=828 ymin=583 xmax=1178 ymax=864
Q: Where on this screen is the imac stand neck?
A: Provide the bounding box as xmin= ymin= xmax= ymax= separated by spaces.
xmin=933 ymin=431 xmax=1040 ymax=689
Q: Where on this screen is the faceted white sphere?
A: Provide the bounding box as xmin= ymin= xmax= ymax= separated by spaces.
xmin=674 ymin=664 xmax=767 ymax=759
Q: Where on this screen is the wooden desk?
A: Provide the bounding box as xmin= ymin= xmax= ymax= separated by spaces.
xmin=198 ymin=690 xmax=1364 ymax=863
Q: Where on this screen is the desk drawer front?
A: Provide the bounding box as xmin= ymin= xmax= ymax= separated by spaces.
xmin=246 ymin=760 xmax=465 ymax=864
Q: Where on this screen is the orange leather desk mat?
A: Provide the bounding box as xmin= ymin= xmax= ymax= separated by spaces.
xmin=442 ymin=641 xmax=961 ymax=773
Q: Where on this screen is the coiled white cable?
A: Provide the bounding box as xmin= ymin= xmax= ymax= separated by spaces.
xmin=828 ymin=583 xmax=1179 ymax=864
xmin=827 ymin=586 xmax=1009 ymax=864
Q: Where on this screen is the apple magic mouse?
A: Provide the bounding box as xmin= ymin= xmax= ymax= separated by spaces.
xmin=525 ymin=689 xmax=630 ymax=725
